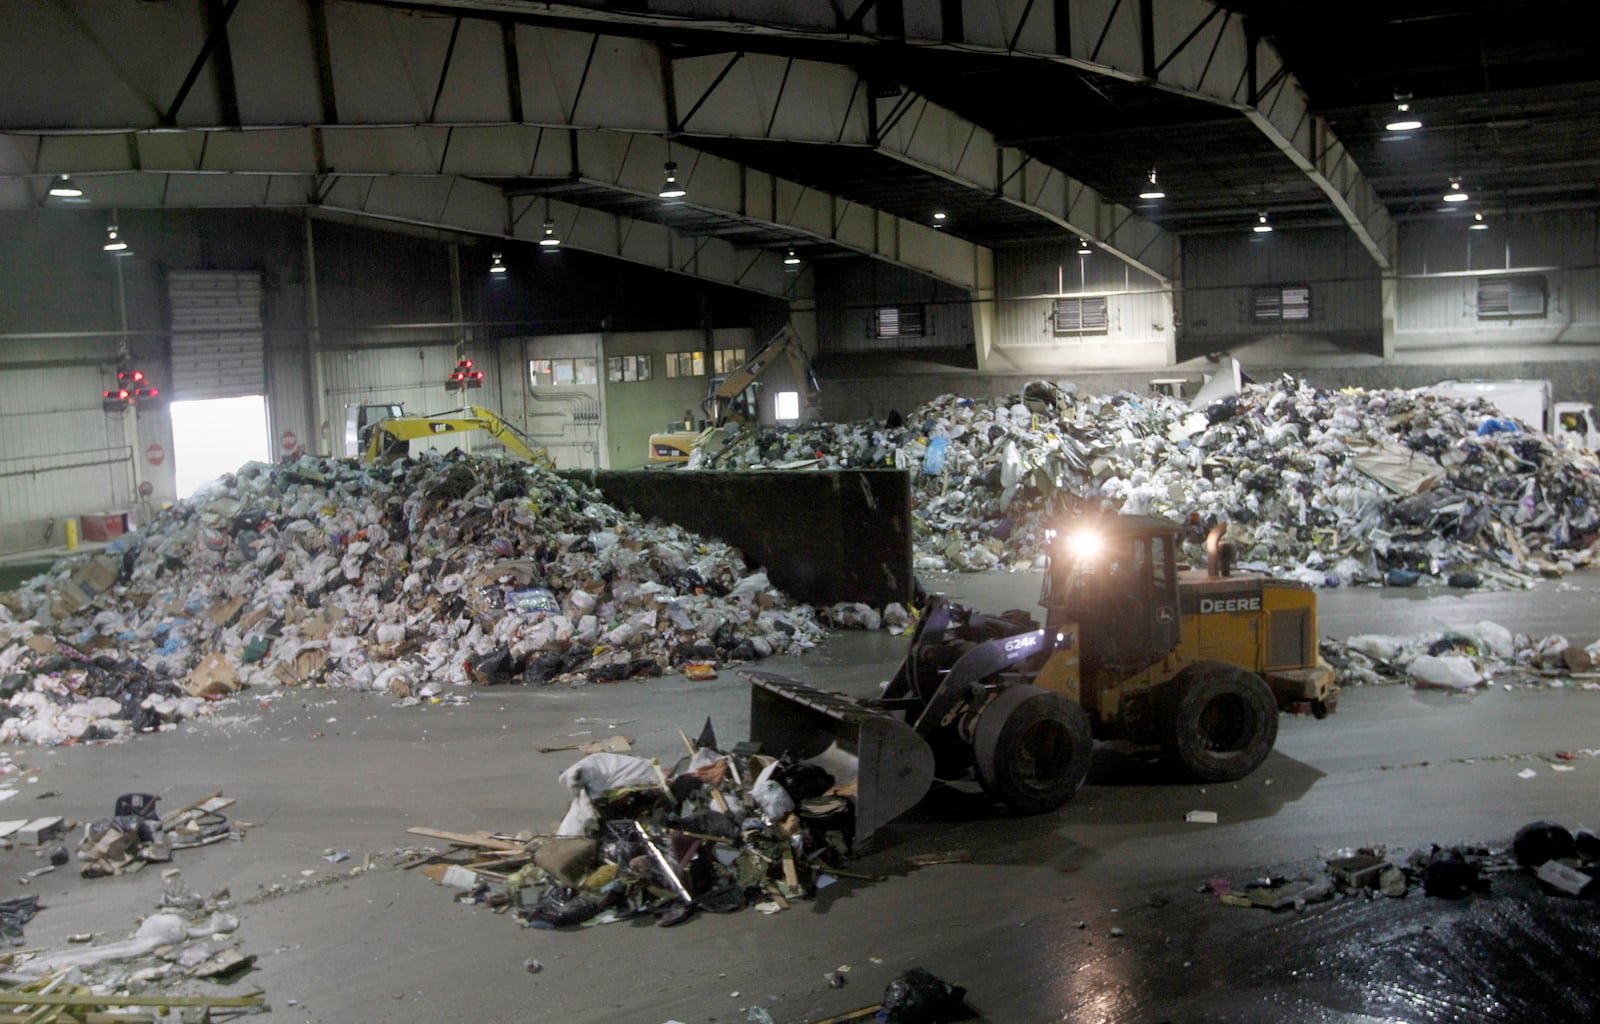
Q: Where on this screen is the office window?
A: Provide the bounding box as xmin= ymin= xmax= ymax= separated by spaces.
xmin=529 ymin=357 xmax=598 ymax=386
xmin=713 ymin=348 xmax=746 ymax=374
xmin=1051 ymin=297 xmax=1109 ymax=335
xmin=665 ymin=351 xmax=706 ymax=378
xmin=873 ymin=305 xmax=926 ymax=339
xmin=1250 ymin=285 xmax=1311 ymax=323
xmin=606 ymin=355 xmax=652 ymax=383
xmin=1477 ymin=276 xmax=1546 ymax=319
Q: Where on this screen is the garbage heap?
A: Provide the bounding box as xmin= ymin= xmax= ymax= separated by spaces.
xmin=1 ymin=453 xmax=827 ymax=746
xmin=1323 ymin=621 xmax=1600 ymax=690
xmin=694 ymin=375 xmax=1600 ymax=585
xmin=431 ymin=742 xmax=857 ymax=930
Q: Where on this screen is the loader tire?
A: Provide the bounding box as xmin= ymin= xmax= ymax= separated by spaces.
xmin=973 ymin=684 xmax=1093 ymax=815
xmin=1161 ymin=664 xmax=1278 ymax=783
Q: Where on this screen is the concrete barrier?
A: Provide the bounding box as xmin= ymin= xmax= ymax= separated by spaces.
xmin=562 ymin=469 xmax=914 ymax=608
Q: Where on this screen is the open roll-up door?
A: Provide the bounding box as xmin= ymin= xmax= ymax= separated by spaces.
xmin=167 ymin=271 xmax=265 ymax=400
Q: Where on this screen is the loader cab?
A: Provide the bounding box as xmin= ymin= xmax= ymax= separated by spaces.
xmin=1043 ymin=516 xmax=1182 ymax=674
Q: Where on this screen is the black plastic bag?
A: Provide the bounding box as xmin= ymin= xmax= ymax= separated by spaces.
xmin=523 ymin=885 xmax=616 ymax=927
xmin=1513 ymin=820 xmax=1578 ymax=869
xmin=881 ymin=967 xmax=967 ymax=1023
xmin=773 ymin=755 xmax=835 ymax=802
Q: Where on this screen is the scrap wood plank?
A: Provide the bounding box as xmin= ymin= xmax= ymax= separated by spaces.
xmin=158 ymin=791 xmax=224 ymax=829
xmin=0 ymin=992 xmax=264 ymax=1008
xmin=405 ymin=827 xmax=524 ymax=852
xmin=805 ymin=1005 xmax=883 ymax=1023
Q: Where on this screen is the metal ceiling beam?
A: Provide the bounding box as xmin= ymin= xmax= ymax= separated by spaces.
xmin=0 ymin=2 xmax=1172 ymax=282
xmin=0 ymin=166 xmax=805 ymax=298
xmin=0 ymin=124 xmax=982 ymax=290
xmin=375 ymin=0 xmax=1392 ymax=269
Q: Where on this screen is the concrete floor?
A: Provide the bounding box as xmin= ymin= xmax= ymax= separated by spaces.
xmin=4 ymin=570 xmax=1598 ymax=1023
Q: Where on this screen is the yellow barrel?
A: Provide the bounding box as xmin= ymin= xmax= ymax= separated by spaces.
xmin=65 ymin=518 xmax=80 ymax=551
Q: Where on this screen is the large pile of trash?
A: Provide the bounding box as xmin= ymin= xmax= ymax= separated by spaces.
xmin=1323 ymin=622 xmax=1600 ymax=691
xmin=1 ymin=454 xmax=826 ymax=746
xmin=695 ymin=375 xmax=1600 ymax=585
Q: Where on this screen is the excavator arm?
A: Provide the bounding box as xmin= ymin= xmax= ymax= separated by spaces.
xmin=703 ymin=325 xmax=817 ymax=425
xmin=364 ymin=405 xmax=549 ymax=465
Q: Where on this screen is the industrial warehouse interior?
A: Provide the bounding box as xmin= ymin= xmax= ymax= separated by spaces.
xmin=3 ymin=2 xmax=1599 ymax=1022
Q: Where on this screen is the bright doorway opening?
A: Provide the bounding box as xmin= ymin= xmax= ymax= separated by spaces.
xmin=169 ymin=395 xmax=271 ymax=499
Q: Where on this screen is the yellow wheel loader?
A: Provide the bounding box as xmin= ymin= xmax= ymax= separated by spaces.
xmin=746 ymin=513 xmax=1337 ymax=849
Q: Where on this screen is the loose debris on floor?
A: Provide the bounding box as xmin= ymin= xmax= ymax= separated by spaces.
xmin=1206 ymin=818 xmax=1599 ymax=913
xmin=77 ymin=791 xmax=240 ymax=878
xmin=1322 ymin=622 xmax=1600 ymax=690
xmin=410 ymin=723 xmax=867 ymax=930
xmin=690 ymin=376 xmax=1600 ymax=583
xmin=0 ymin=869 xmax=261 ymax=1020
xmin=1 ymin=453 xmax=829 ymax=747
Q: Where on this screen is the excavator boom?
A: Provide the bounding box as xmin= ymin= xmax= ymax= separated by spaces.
xmin=363 ymin=404 xmax=549 ymax=465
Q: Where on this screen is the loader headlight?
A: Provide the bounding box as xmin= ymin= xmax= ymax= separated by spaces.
xmin=1066 ymin=530 xmax=1102 ymax=559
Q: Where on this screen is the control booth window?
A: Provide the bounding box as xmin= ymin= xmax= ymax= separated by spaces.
xmin=1052 ymin=296 xmax=1109 ymax=336
xmin=529 ymin=357 xmax=598 ymax=386
xmin=1477 ymin=276 xmax=1546 ymax=319
xmin=1250 ymin=284 xmax=1311 ymax=323
xmin=606 ymin=355 xmax=652 ymax=383
xmin=665 ymin=351 xmax=706 ymax=379
xmin=713 ymin=348 xmax=746 ymax=374
xmin=873 ymin=305 xmax=926 ymax=339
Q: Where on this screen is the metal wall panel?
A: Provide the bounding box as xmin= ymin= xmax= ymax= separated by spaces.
xmin=0 ymin=350 xmax=135 ymax=524
xmin=992 ymin=245 xmax=1172 ymax=364
xmin=167 ymin=271 xmax=266 ymax=400
xmin=815 ymin=259 xmax=975 ymax=353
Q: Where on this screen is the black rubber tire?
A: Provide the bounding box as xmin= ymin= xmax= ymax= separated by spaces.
xmin=1161 ymin=663 xmax=1279 ymax=782
xmin=972 ymin=684 xmax=1094 ymax=814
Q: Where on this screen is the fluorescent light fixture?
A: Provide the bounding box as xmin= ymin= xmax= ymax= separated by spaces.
xmin=489 ymin=252 xmax=508 ymax=274
xmin=783 ymin=249 xmax=801 ymax=266
xmin=1385 ymin=101 xmax=1422 ymax=132
xmin=1252 ymin=212 xmax=1273 ymax=233
xmin=48 ymin=174 xmax=83 ymax=198
xmin=1443 ymin=179 xmax=1469 ymax=202
xmin=1470 ymin=212 xmax=1488 ymax=230
xmin=932 ymin=211 xmax=947 ymax=221
xmin=539 ymin=219 xmax=560 ymax=247
xmin=658 ymin=161 xmax=686 ymax=199
xmin=103 ymin=224 xmax=128 ymax=251
xmin=1139 ymin=168 xmax=1165 ymax=200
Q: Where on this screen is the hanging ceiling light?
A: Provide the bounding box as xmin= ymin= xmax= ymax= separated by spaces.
xmin=1385 ymin=101 xmax=1422 ymax=132
xmin=783 ymin=249 xmax=801 ymax=266
xmin=1470 ymin=212 xmax=1489 ymax=231
xmin=1138 ymin=168 xmax=1165 ymax=200
xmin=48 ymin=174 xmax=83 ymax=198
xmin=539 ymin=218 xmax=561 ymax=247
xmin=103 ymin=223 xmax=128 ymax=251
xmin=658 ymin=161 xmax=686 ymax=199
xmin=489 ymin=252 xmax=508 ymax=274
xmin=1076 ymin=238 xmax=1093 ymax=255
xmin=932 ymin=211 xmax=947 ymax=226
xmin=1443 ymin=179 xmax=1469 ymax=202
xmin=1252 ymin=212 xmax=1273 ymax=234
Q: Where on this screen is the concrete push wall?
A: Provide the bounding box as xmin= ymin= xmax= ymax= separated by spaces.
xmin=565 ymin=469 xmax=914 ymax=608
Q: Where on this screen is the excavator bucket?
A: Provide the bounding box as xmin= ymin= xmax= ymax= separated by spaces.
xmin=744 ymin=671 xmax=935 ymax=851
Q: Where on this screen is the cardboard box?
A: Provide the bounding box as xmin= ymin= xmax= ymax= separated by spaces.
xmin=79 ymin=513 xmax=128 ymax=543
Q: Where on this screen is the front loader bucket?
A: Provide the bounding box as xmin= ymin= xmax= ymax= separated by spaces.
xmin=744 ymin=671 xmax=935 ymax=851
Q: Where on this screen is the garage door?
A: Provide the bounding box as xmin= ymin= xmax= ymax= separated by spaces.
xmin=167 ymin=271 xmax=265 ymax=400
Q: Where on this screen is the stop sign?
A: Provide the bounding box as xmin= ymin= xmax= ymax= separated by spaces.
xmin=281 ymin=430 xmax=298 ymax=452
xmin=146 ymin=443 xmax=166 ymax=465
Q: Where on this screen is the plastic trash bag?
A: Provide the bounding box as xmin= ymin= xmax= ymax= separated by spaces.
xmin=922 ymin=435 xmax=949 ymax=475
xmin=880 ymin=967 xmax=968 ymax=1023
xmin=1407 ymin=654 xmax=1481 ymax=690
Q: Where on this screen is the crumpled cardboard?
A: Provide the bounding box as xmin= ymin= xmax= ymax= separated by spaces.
xmin=184 ymin=653 xmax=241 ymax=698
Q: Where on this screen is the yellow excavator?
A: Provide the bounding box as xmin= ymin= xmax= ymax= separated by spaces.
xmin=361 ymin=405 xmax=549 ymax=466
xmin=647 ymin=326 xmax=819 ymax=464
xmin=745 ymin=513 xmax=1338 ymax=849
